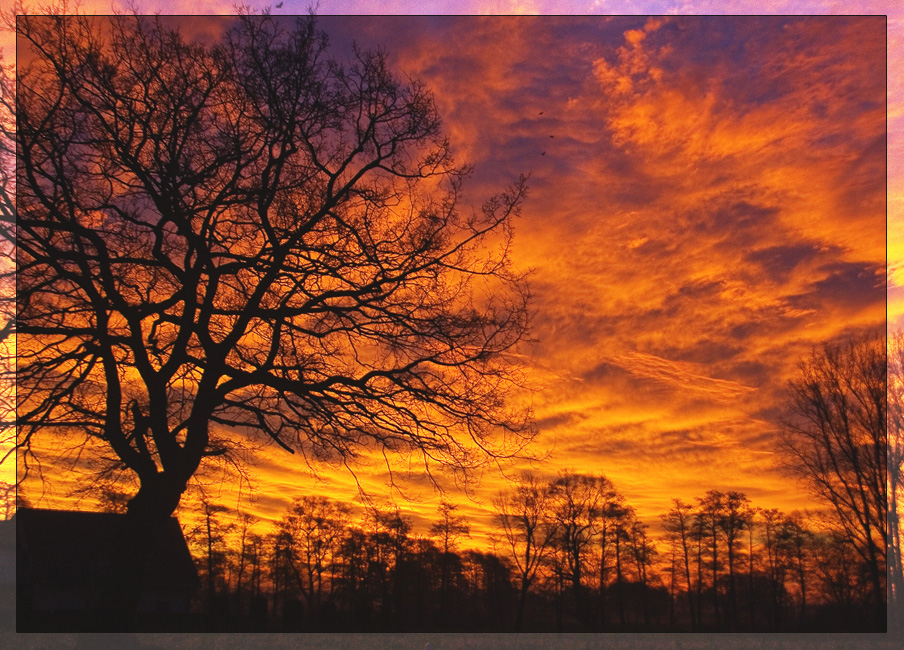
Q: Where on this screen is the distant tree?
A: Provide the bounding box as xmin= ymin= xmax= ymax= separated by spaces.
xmin=745 ymin=505 xmax=761 ymax=630
xmin=493 ymin=472 xmax=557 ymax=631
xmin=459 ymin=549 xmax=514 ymax=630
xmin=548 ymin=471 xmax=612 ymax=628
xmin=9 ymin=14 xmax=532 ymax=521
xmin=403 ymin=536 xmax=445 ymax=627
xmin=267 ymin=527 xmax=298 ymax=617
xmin=760 ymin=507 xmax=790 ymax=628
xmin=181 ymin=498 xmax=234 ymax=615
xmin=627 ymin=517 xmax=657 ymax=628
xmin=888 ymin=329 xmax=904 ymax=626
xmin=276 ymin=495 xmax=348 ymax=612
xmin=362 ymin=504 xmax=413 ymax=624
xmin=594 ymin=486 xmax=629 ymax=629
xmin=431 ymin=499 xmax=470 ymax=622
xmin=431 ymin=499 xmax=471 ymax=556
xmin=719 ymin=491 xmax=753 ymax=630
xmin=781 ymin=332 xmax=886 ymax=619
xmin=695 ymin=490 xmax=725 ymax=628
xmin=233 ymin=511 xmax=261 ymax=611
xmin=690 ymin=502 xmax=707 ymax=626
xmin=662 ymin=498 xmax=698 ymax=630
xmin=811 ymin=528 xmax=859 ymax=612
xmin=203 ymin=501 xmax=234 ymax=609
xmin=612 ymin=502 xmax=634 ymax=628
xmin=776 ymin=513 xmax=813 ymax=627
xmin=333 ymin=525 xmax=372 ymax=622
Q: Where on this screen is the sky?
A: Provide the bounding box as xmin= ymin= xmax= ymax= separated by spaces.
xmin=5 ymin=3 xmax=894 ymax=548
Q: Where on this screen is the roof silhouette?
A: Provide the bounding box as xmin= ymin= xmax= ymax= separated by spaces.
xmin=17 ymin=507 xmax=198 ymax=594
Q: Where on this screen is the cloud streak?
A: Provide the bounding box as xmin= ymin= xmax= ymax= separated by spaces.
xmin=11 ymin=11 xmax=890 ymax=544
xmin=366 ymin=14 xmax=885 ymax=532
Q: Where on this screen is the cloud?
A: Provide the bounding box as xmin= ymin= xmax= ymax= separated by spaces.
xmin=428 ymin=15 xmax=886 ymax=525
xmin=12 ymin=13 xmax=889 ymax=545
xmin=611 ymin=351 xmax=754 ymax=401
xmin=312 ymin=15 xmax=886 ymax=531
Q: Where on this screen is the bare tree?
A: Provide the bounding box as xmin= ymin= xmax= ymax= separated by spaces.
xmin=547 ymin=470 xmax=612 ymax=628
xmin=431 ymin=499 xmax=471 ymax=621
xmin=8 ymin=14 xmax=532 ymax=520
xmin=181 ymin=497 xmax=234 ymax=614
xmin=695 ymin=490 xmax=725 ymax=628
xmin=596 ymin=484 xmax=628 ymax=629
xmin=232 ymin=511 xmax=259 ymax=613
xmin=745 ymin=505 xmax=760 ymax=630
xmin=760 ymin=507 xmax=789 ymax=629
xmin=493 ymin=472 xmax=557 ymax=631
xmin=277 ymin=495 xmax=349 ymax=611
xmin=364 ymin=504 xmax=412 ymax=623
xmin=627 ymin=516 xmax=657 ymax=628
xmin=888 ymin=329 xmax=904 ymax=627
xmin=811 ymin=528 xmax=858 ymax=613
xmin=781 ymin=332 xmax=886 ymax=619
xmin=431 ymin=499 xmax=471 ymax=556
xmin=662 ymin=498 xmax=698 ymax=630
xmin=0 ymin=52 xmax=15 ymax=488
xmin=776 ymin=513 xmax=813 ymax=627
xmin=719 ymin=490 xmax=752 ymax=630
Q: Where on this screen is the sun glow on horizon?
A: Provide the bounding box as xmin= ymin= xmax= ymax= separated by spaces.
xmin=7 ymin=14 xmax=890 ymax=563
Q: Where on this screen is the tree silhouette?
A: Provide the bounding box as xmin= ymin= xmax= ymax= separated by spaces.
xmin=275 ymin=495 xmax=348 ymax=613
xmin=595 ymin=480 xmax=628 ymax=629
xmin=695 ymin=490 xmax=725 ymax=627
xmin=781 ymin=332 xmax=886 ymax=621
xmin=0 ymin=56 xmax=14 ymax=486
xmin=547 ymin=470 xmax=612 ymax=628
xmin=493 ymin=472 xmax=557 ymax=631
xmin=431 ymin=499 xmax=470 ymax=623
xmin=777 ymin=513 xmax=813 ymax=626
xmin=662 ymin=498 xmax=698 ymax=630
xmin=626 ymin=516 xmax=657 ymax=628
xmin=760 ymin=507 xmax=790 ymax=628
xmin=9 ymin=14 xmax=532 ymax=520
xmin=888 ymin=329 xmax=904 ymax=627
xmin=719 ymin=490 xmax=752 ymax=630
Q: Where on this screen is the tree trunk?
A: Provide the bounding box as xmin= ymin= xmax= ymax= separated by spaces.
xmin=92 ymin=472 xmax=190 ymax=630
xmin=126 ymin=471 xmax=189 ymax=520
xmin=97 ymin=514 xmax=166 ymax=630
xmin=514 ymin=577 xmax=529 ymax=631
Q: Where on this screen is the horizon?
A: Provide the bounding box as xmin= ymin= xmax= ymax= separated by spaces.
xmin=7 ymin=14 xmax=888 ymax=552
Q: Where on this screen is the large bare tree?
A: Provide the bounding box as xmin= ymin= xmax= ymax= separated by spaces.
xmin=781 ymin=332 xmax=886 ymax=618
xmin=6 ymin=14 xmax=532 ymax=520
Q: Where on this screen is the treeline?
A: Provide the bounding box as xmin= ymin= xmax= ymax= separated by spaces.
xmin=185 ymin=472 xmax=884 ymax=632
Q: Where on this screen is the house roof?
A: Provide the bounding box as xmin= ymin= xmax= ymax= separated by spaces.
xmin=16 ymin=507 xmax=199 ymax=592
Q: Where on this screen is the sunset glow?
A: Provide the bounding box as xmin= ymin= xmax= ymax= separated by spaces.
xmin=8 ymin=8 xmax=891 ymax=558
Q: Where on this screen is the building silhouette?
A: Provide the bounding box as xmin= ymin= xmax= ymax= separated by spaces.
xmin=16 ymin=508 xmax=198 ymax=631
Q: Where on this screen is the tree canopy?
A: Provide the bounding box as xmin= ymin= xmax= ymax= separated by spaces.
xmin=780 ymin=332 xmax=886 ymax=617
xmin=5 ymin=14 xmax=533 ymax=519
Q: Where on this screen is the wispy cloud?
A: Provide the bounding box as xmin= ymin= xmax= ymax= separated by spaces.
xmin=11 ymin=9 xmax=891 ymax=541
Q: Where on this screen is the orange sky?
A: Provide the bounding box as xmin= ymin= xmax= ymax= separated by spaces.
xmin=7 ymin=10 xmax=892 ymax=549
